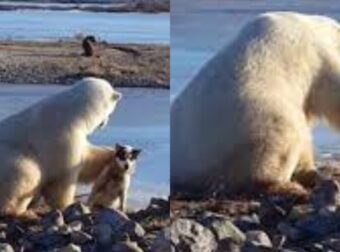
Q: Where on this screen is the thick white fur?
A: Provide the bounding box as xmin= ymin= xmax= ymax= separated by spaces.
xmin=0 ymin=77 xmax=121 ymax=215
xmin=171 ymin=12 xmax=340 ymax=193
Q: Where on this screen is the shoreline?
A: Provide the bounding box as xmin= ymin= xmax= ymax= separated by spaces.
xmin=0 ymin=0 xmax=170 ymax=13
xmin=0 ymin=40 xmax=169 ymax=89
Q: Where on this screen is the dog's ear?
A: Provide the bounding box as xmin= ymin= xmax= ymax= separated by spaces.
xmin=131 ymin=149 xmax=142 ymax=159
xmin=115 ymin=143 xmax=124 ymax=150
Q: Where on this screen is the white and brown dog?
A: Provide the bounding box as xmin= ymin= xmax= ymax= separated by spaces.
xmin=88 ymin=144 xmax=141 ymax=211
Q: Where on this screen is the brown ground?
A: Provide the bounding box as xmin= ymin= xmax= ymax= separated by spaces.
xmin=0 ymin=40 xmax=169 ymax=88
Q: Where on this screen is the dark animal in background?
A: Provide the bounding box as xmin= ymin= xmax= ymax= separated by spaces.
xmin=82 ymin=35 xmax=97 ymax=57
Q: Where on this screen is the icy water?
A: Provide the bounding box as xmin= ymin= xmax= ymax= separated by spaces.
xmin=0 ymin=85 xmax=169 ymax=209
xmin=0 ymin=10 xmax=169 ymax=43
xmin=171 ymin=0 xmax=340 ymax=160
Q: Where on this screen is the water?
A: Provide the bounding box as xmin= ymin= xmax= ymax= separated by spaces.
xmin=0 ymin=10 xmax=169 ymax=43
xmin=0 ymin=85 xmax=169 ymax=209
xmin=171 ymin=0 xmax=340 ymax=159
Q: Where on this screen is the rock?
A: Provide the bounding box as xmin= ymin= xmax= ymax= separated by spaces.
xmin=150 ymin=198 xmax=169 ymax=209
xmin=120 ymin=220 xmax=145 ymax=240
xmin=60 ymin=243 xmax=82 ymax=252
xmin=150 ymin=228 xmax=170 ymax=252
xmin=234 ymin=214 xmax=261 ymax=232
xmin=58 ymin=225 xmax=72 ymax=235
xmin=134 ymin=197 xmax=170 ymax=220
xmin=0 ymin=243 xmax=14 ymax=252
xmin=308 ymin=243 xmax=325 ymax=252
xmin=63 ymin=202 xmax=90 ymax=223
xmin=171 ymin=218 xmax=217 ymax=252
xmin=199 ymin=211 xmax=227 ymax=220
xmin=93 ymin=223 xmax=112 ymax=246
xmin=70 ymin=230 xmax=93 ymax=245
xmin=287 ymin=205 xmax=314 ymax=221
xmin=318 ymin=165 xmax=337 ymax=179
xmin=115 ymin=232 xmax=130 ymax=243
xmin=241 ymin=242 xmax=291 ymax=251
xmin=245 ymin=230 xmax=272 ymax=247
xmin=95 ymin=208 xmax=129 ymax=228
xmin=295 ymin=211 xmax=340 ymax=237
xmin=318 ymin=205 xmax=337 ymax=216
xmin=20 ymin=240 xmax=35 ymax=251
xmin=201 ymin=215 xmax=245 ymax=243
xmin=321 ymin=236 xmax=340 ymax=251
xmin=310 ymin=179 xmax=340 ymax=209
xmin=139 ymin=231 xmax=157 ymax=251
xmin=47 ymin=225 xmax=60 ymax=233
xmin=277 ymin=222 xmax=302 ymax=241
xmin=0 ymin=232 xmax=6 ymax=242
xmin=0 ymin=224 xmax=7 ymax=231
xmin=41 ymin=209 xmax=64 ymax=228
xmin=69 ymin=221 xmax=83 ymax=232
xmin=26 ymin=231 xmax=69 ymax=250
xmin=7 ymin=223 xmax=25 ymax=239
xmin=259 ymin=200 xmax=286 ymax=228
xmin=95 ymin=208 xmax=145 ymax=240
xmin=271 ymin=235 xmax=286 ymax=248
xmin=112 ymin=241 xmax=143 ymax=252
xmin=217 ymin=238 xmax=241 ymax=252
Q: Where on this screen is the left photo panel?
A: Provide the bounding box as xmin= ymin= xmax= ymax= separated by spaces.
xmin=0 ymin=1 xmax=169 ymax=251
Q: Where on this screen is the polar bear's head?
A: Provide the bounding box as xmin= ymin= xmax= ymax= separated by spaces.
xmin=72 ymin=77 xmax=122 ymax=134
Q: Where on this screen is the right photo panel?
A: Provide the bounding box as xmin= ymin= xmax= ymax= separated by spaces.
xmin=171 ymin=1 xmax=340 ymax=251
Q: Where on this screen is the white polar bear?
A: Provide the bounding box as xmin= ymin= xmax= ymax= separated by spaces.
xmin=172 ymin=12 xmax=340 ymax=195
xmin=0 ymin=77 xmax=121 ymax=216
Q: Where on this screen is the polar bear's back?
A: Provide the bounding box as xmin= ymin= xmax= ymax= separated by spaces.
xmin=171 ymin=12 xmax=340 ymax=191
xmin=0 ymin=78 xmax=116 ymax=157
xmin=0 ymin=78 xmax=113 ymax=128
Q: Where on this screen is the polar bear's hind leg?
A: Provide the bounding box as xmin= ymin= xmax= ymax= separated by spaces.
xmin=42 ymin=175 xmax=77 ymax=209
xmin=0 ymin=151 xmax=41 ymax=216
xmin=248 ymin=126 xmax=307 ymax=197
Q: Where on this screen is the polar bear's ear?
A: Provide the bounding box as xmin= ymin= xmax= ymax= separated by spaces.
xmin=112 ymin=92 xmax=122 ymax=101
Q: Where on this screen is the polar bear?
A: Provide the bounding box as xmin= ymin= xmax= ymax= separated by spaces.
xmin=0 ymin=77 xmax=121 ymax=216
xmin=171 ymin=12 xmax=340 ymax=196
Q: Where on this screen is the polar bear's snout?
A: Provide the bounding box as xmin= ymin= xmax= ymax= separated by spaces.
xmin=112 ymin=91 xmax=122 ymax=101
xmin=98 ymin=90 xmax=122 ymax=129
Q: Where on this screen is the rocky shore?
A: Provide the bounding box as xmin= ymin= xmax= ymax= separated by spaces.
xmin=0 ymin=198 xmax=169 ymax=252
xmin=3 ymin=164 xmax=340 ymax=251
xmin=170 ymin=164 xmax=340 ymax=251
xmin=0 ymin=0 xmax=170 ymax=13
xmin=0 ymin=40 xmax=169 ymax=88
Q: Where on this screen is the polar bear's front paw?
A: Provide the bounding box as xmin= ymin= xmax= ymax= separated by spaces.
xmin=0 ymin=205 xmax=38 ymax=221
